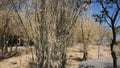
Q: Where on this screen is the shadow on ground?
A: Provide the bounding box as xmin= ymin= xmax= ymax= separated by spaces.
xmin=79 ymin=59 xmax=120 ymax=68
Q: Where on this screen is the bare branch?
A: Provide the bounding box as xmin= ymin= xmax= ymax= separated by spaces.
xmin=113 ymin=8 xmax=120 ymax=24
xmin=99 ymin=1 xmax=113 ymax=21
xmin=105 ymin=17 xmax=112 ymax=27
xmin=115 ymin=14 xmax=120 ymax=26
xmin=115 ymin=0 xmax=120 ymax=9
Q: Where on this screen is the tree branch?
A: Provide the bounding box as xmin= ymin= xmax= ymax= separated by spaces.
xmin=115 ymin=0 xmax=120 ymax=9
xmin=105 ymin=17 xmax=112 ymax=27
xmin=112 ymin=9 xmax=117 ymax=18
xmin=113 ymin=8 xmax=120 ymax=24
xmin=99 ymin=1 xmax=113 ymax=21
xmin=115 ymin=14 xmax=120 ymax=26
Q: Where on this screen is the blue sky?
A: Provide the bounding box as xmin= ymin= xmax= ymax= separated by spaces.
xmin=90 ymin=1 xmax=120 ymax=26
xmin=89 ymin=1 xmax=120 ymax=41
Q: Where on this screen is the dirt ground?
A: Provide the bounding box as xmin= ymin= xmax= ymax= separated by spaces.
xmin=66 ymin=44 xmax=112 ymax=68
xmin=0 ymin=44 xmax=119 ymax=68
xmin=0 ymin=47 xmax=36 ymax=68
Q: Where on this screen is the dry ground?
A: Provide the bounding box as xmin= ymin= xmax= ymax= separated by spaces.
xmin=0 ymin=47 xmax=36 ymax=68
xmin=66 ymin=44 xmax=113 ymax=68
xmin=0 ymin=44 xmax=119 ymax=68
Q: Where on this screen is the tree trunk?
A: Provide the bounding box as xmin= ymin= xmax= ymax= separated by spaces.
xmin=2 ymin=34 xmax=8 ymax=55
xmin=81 ymin=20 xmax=88 ymax=60
xmin=111 ymin=25 xmax=117 ymax=68
xmin=38 ymin=0 xmax=48 ymax=68
xmin=83 ymin=45 xmax=88 ymax=60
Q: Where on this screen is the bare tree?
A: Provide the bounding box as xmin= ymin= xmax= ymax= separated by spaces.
xmin=93 ymin=0 xmax=120 ymax=68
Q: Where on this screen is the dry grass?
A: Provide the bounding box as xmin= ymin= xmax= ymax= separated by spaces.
xmin=0 ymin=44 xmax=119 ymax=68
